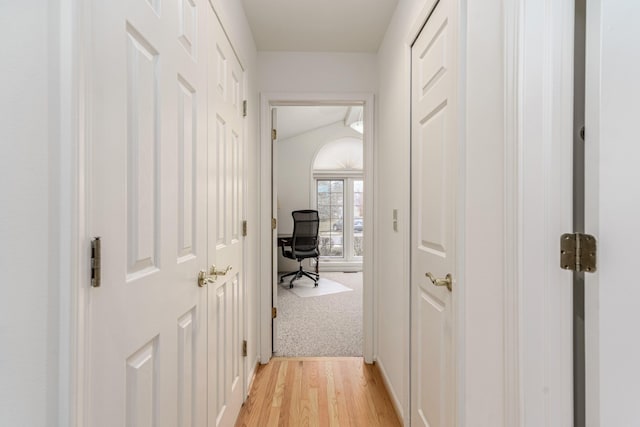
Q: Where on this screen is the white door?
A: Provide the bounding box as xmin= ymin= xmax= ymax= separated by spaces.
xmin=410 ymin=0 xmax=458 ymax=425
xmin=206 ymin=8 xmax=245 ymax=426
xmin=584 ymin=1 xmax=640 ymax=425
xmin=88 ymin=0 xmax=208 ymax=425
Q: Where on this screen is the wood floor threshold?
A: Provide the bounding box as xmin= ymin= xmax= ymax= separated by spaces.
xmin=235 ymin=357 xmax=402 ymax=427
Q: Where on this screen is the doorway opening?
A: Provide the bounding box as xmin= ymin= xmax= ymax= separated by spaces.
xmin=259 ymin=93 xmax=375 ymax=364
xmin=274 ymin=105 xmax=365 ymax=356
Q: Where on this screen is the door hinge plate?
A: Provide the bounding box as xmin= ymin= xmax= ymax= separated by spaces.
xmin=561 ymin=233 xmax=597 ymax=273
xmin=243 ymin=100 xmax=247 ymax=117
xmin=272 ymin=218 xmax=277 ymax=230
xmin=271 ymin=129 xmax=277 ymax=140
xmin=91 ymin=237 xmax=102 ymax=288
xmin=242 ymin=340 xmax=247 ymax=357
xmin=242 ymin=220 xmax=247 ymax=237
xmin=272 ymin=307 xmax=277 ymax=319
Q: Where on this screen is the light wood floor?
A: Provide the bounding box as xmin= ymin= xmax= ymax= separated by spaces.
xmin=234 ymin=357 xmax=402 ymax=427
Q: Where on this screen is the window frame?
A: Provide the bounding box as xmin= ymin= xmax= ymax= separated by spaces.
xmin=313 ymin=171 xmax=363 ymax=263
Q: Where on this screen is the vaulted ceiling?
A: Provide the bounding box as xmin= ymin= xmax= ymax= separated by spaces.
xmin=241 ymin=0 xmax=399 ymax=53
xmin=276 ymin=106 xmax=363 ymax=141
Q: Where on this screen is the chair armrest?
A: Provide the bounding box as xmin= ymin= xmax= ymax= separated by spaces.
xmin=278 ymin=237 xmax=292 ymax=257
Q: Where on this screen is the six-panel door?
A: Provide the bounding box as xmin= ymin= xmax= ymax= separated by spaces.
xmin=88 ymin=0 xmax=244 ymax=426
xmin=411 ymin=0 xmax=458 ymax=425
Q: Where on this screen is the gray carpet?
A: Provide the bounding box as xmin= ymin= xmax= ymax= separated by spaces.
xmin=275 ymin=271 xmax=363 ymax=357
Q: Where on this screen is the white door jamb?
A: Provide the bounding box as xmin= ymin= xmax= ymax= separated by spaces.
xmin=259 ymin=92 xmax=375 ymax=364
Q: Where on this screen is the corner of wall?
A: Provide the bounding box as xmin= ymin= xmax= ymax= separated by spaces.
xmin=375 ymin=355 xmax=407 ymax=425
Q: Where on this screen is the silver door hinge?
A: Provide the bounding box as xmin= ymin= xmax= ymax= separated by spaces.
xmin=272 ymin=307 xmax=277 ymax=319
xmin=242 ymin=220 xmax=248 ymax=237
xmin=242 ymin=340 xmax=247 ymax=357
xmin=243 ymin=100 xmax=247 ymax=117
xmin=271 ymin=129 xmax=277 ymax=140
xmin=91 ymin=237 xmax=102 ymax=287
xmin=561 ymin=233 xmax=597 ymax=273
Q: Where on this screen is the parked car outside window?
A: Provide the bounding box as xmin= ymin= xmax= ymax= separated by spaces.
xmin=332 ymin=218 xmax=364 ymax=232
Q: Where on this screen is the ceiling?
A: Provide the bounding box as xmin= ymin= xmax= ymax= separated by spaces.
xmin=241 ymin=0 xmax=399 ymax=53
xmin=276 ymin=106 xmax=362 ymax=141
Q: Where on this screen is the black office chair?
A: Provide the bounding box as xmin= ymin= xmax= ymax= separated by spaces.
xmin=279 ymin=210 xmax=320 ymax=288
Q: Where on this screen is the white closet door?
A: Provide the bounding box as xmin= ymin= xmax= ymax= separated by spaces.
xmin=88 ymin=0 xmax=209 ymax=425
xmin=411 ymin=0 xmax=459 ymax=425
xmin=206 ymin=6 xmax=246 ymax=426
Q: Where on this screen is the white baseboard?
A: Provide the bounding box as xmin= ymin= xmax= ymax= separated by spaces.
xmin=245 ymin=357 xmax=260 ymax=398
xmin=374 ymin=356 xmax=406 ymax=426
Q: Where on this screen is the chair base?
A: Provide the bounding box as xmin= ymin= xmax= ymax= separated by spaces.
xmin=280 ymin=264 xmax=319 ymax=288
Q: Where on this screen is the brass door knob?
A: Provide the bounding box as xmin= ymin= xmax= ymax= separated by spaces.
xmin=426 ymin=272 xmax=453 ymax=292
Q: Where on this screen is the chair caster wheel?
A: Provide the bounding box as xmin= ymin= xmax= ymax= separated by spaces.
xmin=314 ymin=281 xmax=318 ymax=287
xmin=289 ymin=284 xmax=294 ymax=289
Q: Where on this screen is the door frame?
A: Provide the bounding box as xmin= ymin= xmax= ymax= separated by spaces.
xmin=66 ymin=0 xmax=92 ymax=424
xmin=516 ymin=0 xmax=575 ymax=425
xmin=500 ymin=0 xmax=575 ymax=424
xmin=501 ymin=0 xmax=575 ymax=424
xmin=259 ymin=92 xmax=375 ymax=364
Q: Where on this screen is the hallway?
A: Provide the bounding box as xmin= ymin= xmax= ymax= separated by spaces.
xmin=6 ymin=0 xmax=640 ymax=425
xmin=234 ymin=358 xmax=401 ymax=427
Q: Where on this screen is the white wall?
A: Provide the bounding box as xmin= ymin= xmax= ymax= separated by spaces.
xmin=0 ymin=2 xmax=57 ymax=425
xmin=584 ymin=1 xmax=640 ymax=425
xmin=375 ymin=0 xmax=420 ymax=420
xmin=258 ymin=52 xmax=377 ymax=93
xmin=462 ymin=0 xmax=507 ymax=424
xmin=376 ymin=0 xmax=508 ymax=424
xmin=277 ymin=123 xmax=361 ymax=233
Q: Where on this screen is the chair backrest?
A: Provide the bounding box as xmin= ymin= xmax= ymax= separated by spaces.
xmin=291 ymin=210 xmax=319 ymax=254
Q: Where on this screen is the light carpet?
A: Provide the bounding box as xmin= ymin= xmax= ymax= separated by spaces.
xmin=282 ymin=277 xmax=353 ymax=298
xmin=275 ymin=271 xmax=363 ymax=357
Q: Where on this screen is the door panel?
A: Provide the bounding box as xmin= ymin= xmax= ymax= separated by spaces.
xmin=88 ymin=0 xmax=208 ymax=425
xmin=207 ymin=8 xmax=245 ymax=426
xmin=411 ymin=0 xmax=457 ymax=425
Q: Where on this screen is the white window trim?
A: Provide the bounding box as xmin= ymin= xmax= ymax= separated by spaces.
xmin=312 ymin=175 xmax=363 ymax=266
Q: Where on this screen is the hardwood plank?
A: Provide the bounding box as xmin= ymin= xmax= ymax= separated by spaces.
xmin=325 ymin=360 xmax=342 ymax=427
xmin=315 ymin=360 xmax=330 ymax=427
xmin=367 ymin=363 xmax=401 ymax=426
xmin=340 ymin=359 xmax=374 ymax=427
xmin=287 ymin=360 xmax=303 ymax=426
xmin=267 ymin=361 xmax=287 ymax=426
xmin=300 ymin=359 xmax=317 ymax=427
xmin=332 ymin=359 xmax=353 ymax=427
xmin=234 ymin=358 xmax=401 ymax=427
xmin=236 ymin=363 xmax=273 ymax=427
